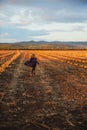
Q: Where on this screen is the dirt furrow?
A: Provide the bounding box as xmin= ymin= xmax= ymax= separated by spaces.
xmin=8 ymin=52 xmax=25 ymax=91
xmin=0 ymin=51 xmax=87 ymax=130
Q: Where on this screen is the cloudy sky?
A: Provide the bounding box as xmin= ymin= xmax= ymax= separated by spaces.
xmin=0 ymin=0 xmax=87 ymax=43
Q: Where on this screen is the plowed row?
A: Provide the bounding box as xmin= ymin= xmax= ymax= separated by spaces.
xmin=0 ymin=50 xmax=87 ymax=130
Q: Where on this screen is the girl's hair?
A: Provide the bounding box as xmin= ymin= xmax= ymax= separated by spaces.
xmin=31 ymin=54 xmax=35 ymax=58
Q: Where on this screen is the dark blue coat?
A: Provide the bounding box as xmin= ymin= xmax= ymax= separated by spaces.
xmin=24 ymin=58 xmax=39 ymax=67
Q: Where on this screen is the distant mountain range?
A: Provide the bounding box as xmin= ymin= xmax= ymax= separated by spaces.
xmin=0 ymin=41 xmax=87 ymax=50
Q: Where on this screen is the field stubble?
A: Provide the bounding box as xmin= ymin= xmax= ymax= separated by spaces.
xmin=0 ymin=50 xmax=87 ymax=130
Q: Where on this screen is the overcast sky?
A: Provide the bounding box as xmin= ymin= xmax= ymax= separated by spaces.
xmin=0 ymin=0 xmax=87 ymax=43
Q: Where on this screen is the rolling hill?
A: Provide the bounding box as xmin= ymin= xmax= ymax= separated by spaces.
xmin=0 ymin=41 xmax=87 ymax=50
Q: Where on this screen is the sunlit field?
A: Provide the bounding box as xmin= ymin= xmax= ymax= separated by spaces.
xmin=0 ymin=50 xmax=87 ymax=130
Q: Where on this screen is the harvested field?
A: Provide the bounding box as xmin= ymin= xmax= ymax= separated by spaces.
xmin=0 ymin=50 xmax=87 ymax=130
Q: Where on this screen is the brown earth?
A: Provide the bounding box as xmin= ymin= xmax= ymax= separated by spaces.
xmin=0 ymin=50 xmax=87 ymax=130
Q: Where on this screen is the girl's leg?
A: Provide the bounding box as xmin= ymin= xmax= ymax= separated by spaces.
xmin=32 ymin=67 xmax=36 ymax=75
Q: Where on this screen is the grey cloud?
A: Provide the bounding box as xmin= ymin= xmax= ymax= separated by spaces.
xmin=0 ymin=0 xmax=87 ymax=24
xmin=28 ymin=7 xmax=87 ymax=23
xmin=12 ymin=0 xmax=87 ymax=23
xmin=0 ymin=25 xmax=49 ymax=42
xmin=1 ymin=0 xmax=87 ymax=9
xmin=49 ymin=25 xmax=85 ymax=33
xmin=71 ymin=25 xmax=86 ymax=32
